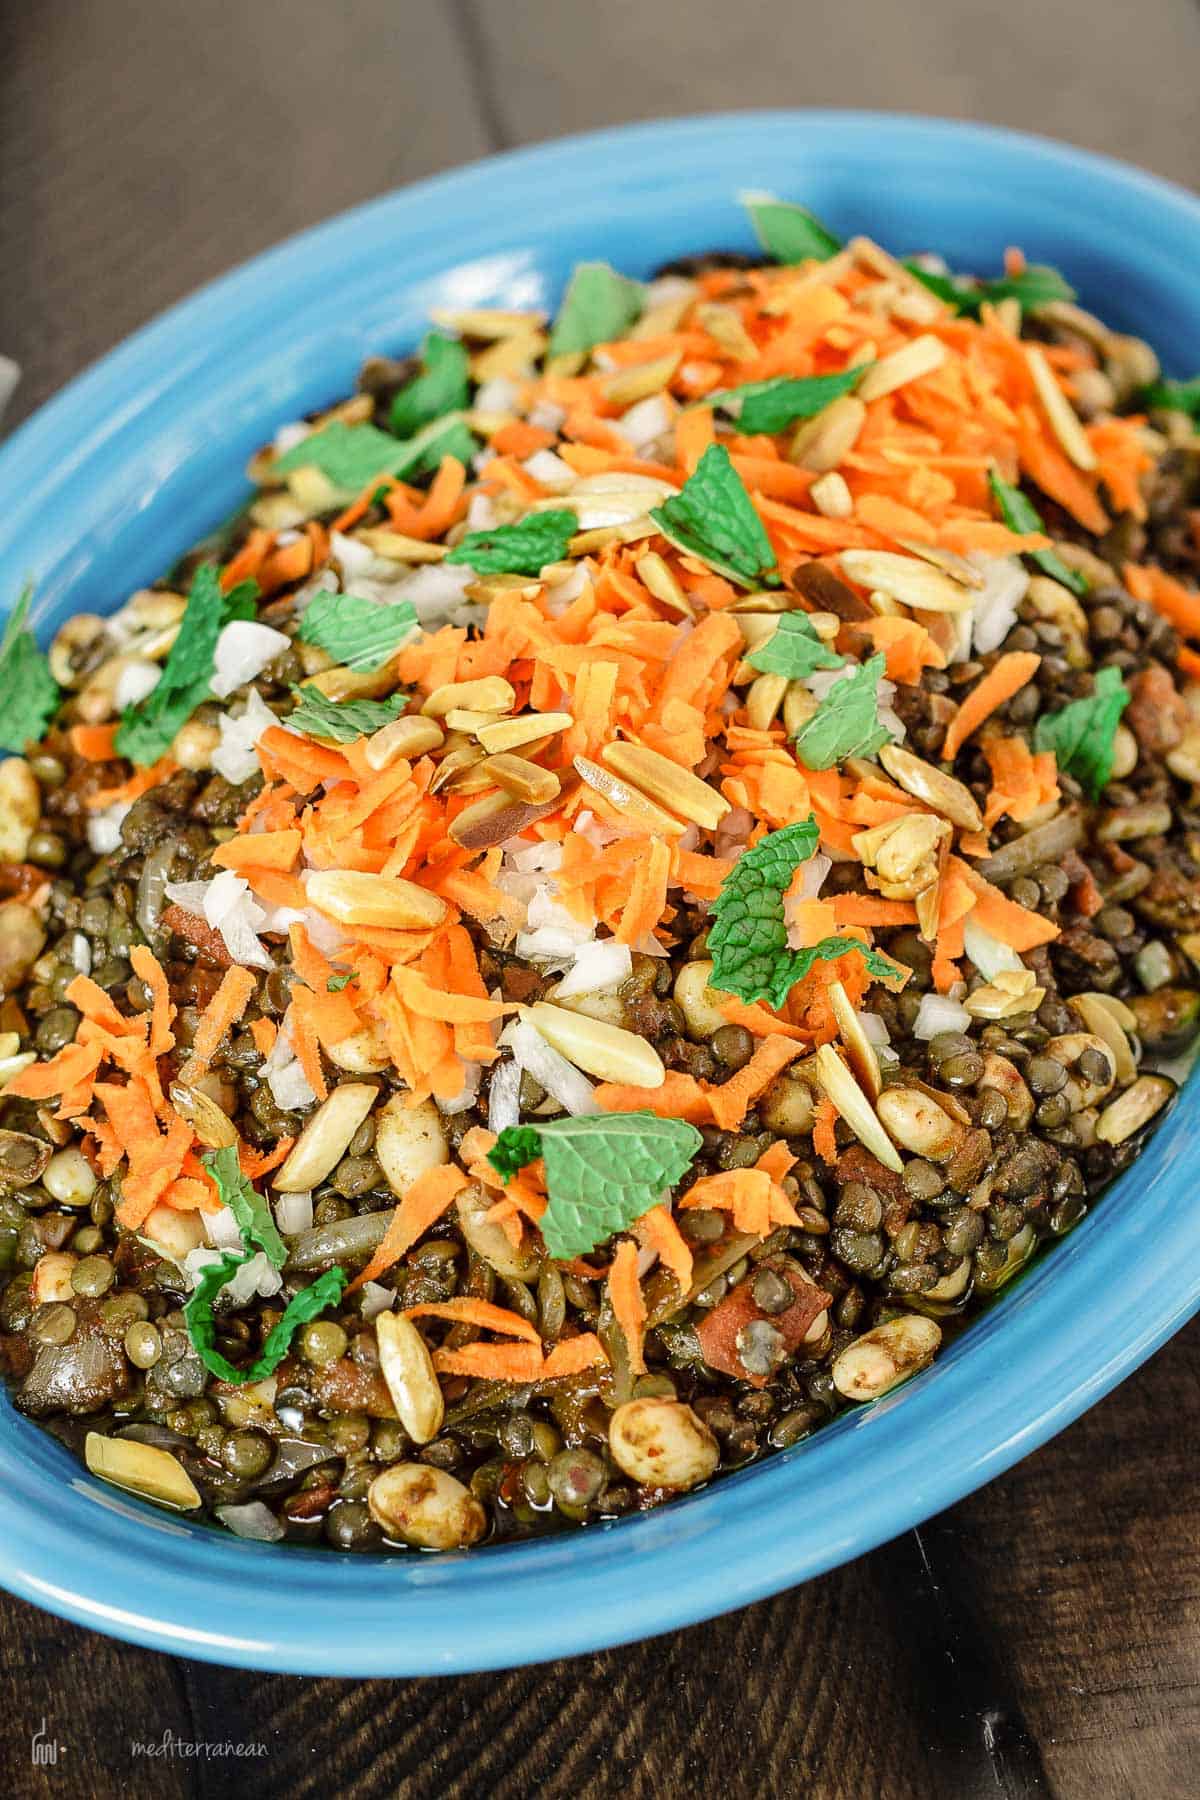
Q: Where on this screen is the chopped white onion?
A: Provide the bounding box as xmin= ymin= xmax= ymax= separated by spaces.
xmin=509 ymin=839 xmax=564 ymax=876
xmin=164 ymin=869 xmax=274 ymax=970
xmin=963 ymin=915 xmax=1025 ymax=979
xmin=970 ymin=555 xmax=1029 ymax=656
xmin=913 ymin=992 xmax=974 ymax=1040
xmin=360 ymin=1282 xmax=397 ymax=1321
xmin=555 ymin=939 xmax=632 ymax=999
xmin=203 ymin=1204 xmax=244 ymax=1250
xmin=474 ymin=376 xmax=520 ymax=414
xmin=264 ymin=1013 xmax=317 ymax=1112
xmin=436 ymin=1061 xmax=483 ymax=1114
xmin=465 ymin=490 xmax=499 ymax=532
xmin=211 ymin=620 xmax=290 ymax=698
xmin=274 ymin=1190 xmax=314 ymax=1235
xmin=522 ymin=449 xmax=576 ymax=491
xmin=857 ymin=1009 xmax=891 ymax=1046
xmin=330 ymin=529 xmax=377 ymax=581
xmin=795 ymin=852 xmax=832 ymax=901
xmin=509 ymin=1018 xmax=599 ymax=1115
xmin=213 ymin=687 xmax=278 ymax=786
xmin=216 ymin=1501 xmax=286 ymax=1543
xmin=616 ymin=393 xmax=673 ymax=453
xmin=527 ymin=399 xmax=566 ymax=433
xmin=87 ymin=802 xmax=130 ymax=855
xmin=273 ymin=420 xmax=311 ymax=456
xmin=70 ymin=933 xmax=91 ymax=975
xmin=487 ymin=1057 xmax=521 ymax=1133
xmin=114 ymin=659 xmax=161 ymax=711
xmin=396 ymin=561 xmax=478 ymax=629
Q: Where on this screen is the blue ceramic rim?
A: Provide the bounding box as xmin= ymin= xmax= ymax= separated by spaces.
xmin=0 ymin=111 xmax=1198 ymax=1675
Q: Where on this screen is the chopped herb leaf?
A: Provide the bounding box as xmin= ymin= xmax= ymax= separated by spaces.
xmin=488 ymin=1114 xmax=702 ymax=1260
xmin=116 ymin=566 xmax=257 ymax=765
xmin=792 ymin=654 xmax=895 ymax=770
xmin=297 ymin=591 xmax=419 ymax=673
xmin=326 ymin=972 xmax=358 ymax=993
xmin=202 ymin=1144 xmax=286 ymax=1270
xmin=904 ymin=260 xmax=1075 ymax=318
xmin=549 ymin=262 xmax=644 ymax=360
xmin=747 ymin=611 xmax=845 ymax=680
xmin=445 ymin=510 xmax=578 ymax=576
xmin=0 ymin=586 xmax=59 ymax=753
xmin=988 ymin=470 xmax=1089 ymax=597
xmin=185 ymin=1257 xmax=348 ymax=1384
xmin=272 ymin=413 xmax=478 ymax=497
xmin=389 ymin=332 xmax=470 ymax=438
xmin=288 ymin=684 xmax=407 ymax=744
xmin=708 ymin=817 xmax=820 ymax=1008
xmin=709 ymin=367 xmax=864 ymax=436
xmin=1033 ymin=665 xmax=1130 ymax=799
xmin=650 ymin=444 xmax=778 ymax=588
xmin=743 ymin=194 xmax=841 ymax=264
xmin=1142 ymin=375 xmax=1200 ymax=419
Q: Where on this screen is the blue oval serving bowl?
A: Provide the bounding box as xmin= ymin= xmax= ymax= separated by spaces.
xmin=1 ymin=112 xmax=1198 ymax=1675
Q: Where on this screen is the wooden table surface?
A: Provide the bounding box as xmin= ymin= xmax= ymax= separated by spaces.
xmin=4 ymin=4 xmax=1200 ymax=1794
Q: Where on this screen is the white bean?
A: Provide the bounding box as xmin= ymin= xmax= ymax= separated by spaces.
xmin=42 ymin=1146 xmax=98 ymax=1208
xmin=0 ymin=759 xmax=40 ymax=864
xmin=31 ymin=1251 xmax=77 ymax=1304
xmin=456 ymin=1181 xmax=540 ymax=1280
xmin=367 ymin=1463 xmax=487 ymax=1549
xmin=672 ymin=960 xmax=729 ymax=1039
xmin=608 ymin=1398 xmax=719 ymax=1490
xmin=374 ymin=1095 xmax=449 ymax=1199
xmin=832 ymin=1314 xmax=941 ymax=1401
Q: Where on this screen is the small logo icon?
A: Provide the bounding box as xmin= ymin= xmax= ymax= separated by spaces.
xmin=31 ymin=1720 xmax=64 ymax=1766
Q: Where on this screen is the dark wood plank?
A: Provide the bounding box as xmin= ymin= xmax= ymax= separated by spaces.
xmin=461 ymin=0 xmax=1200 ymax=188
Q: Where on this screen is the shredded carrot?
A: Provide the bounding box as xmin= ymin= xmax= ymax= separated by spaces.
xmin=69 ymin=723 xmax=118 ymax=762
xmin=210 ymin=830 xmax=301 ymax=873
xmin=706 ymin=1035 xmax=806 ymax=1131
xmin=633 ymin=1205 xmax=694 ymax=1293
xmin=181 ymin=966 xmax=257 ymax=1080
xmin=345 ymin=1164 xmax=469 ymax=1293
xmin=812 ymin=1096 xmax=839 ymax=1165
xmin=941 ymin=652 xmax=1041 ymax=762
xmin=541 ymin=1334 xmax=607 ymax=1378
xmin=607 ymin=1238 xmax=647 ymax=1375
xmin=404 ymin=1296 xmax=541 ymax=1343
xmin=239 ymin=1137 xmax=296 ymax=1180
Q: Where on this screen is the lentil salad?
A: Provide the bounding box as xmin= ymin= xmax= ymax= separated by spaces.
xmin=0 ymin=197 xmax=1198 ymax=1553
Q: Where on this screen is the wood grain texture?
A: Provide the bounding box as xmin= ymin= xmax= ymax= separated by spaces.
xmin=3 ymin=3 xmax=1200 ymax=1795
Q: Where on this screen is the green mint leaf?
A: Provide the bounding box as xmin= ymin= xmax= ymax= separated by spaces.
xmin=445 ymin=510 xmax=578 ymax=576
xmin=288 ymin=683 xmax=407 ymax=744
xmin=327 ymin=972 xmax=358 ymax=993
xmin=0 ymin=586 xmax=60 ymax=753
xmin=115 ymin=567 xmax=258 ymax=765
xmin=487 ymin=1125 xmax=544 ymax=1183
xmin=747 ymin=611 xmax=845 ymax=680
xmin=904 ymin=260 xmax=1075 ymax=318
xmin=389 ymin=332 xmax=470 ymax=438
xmin=549 ymin=263 xmax=644 ymax=360
xmin=491 ymin=1115 xmax=702 ymax=1260
xmin=988 ymin=470 xmax=1089 ymax=597
xmin=708 ymin=817 xmax=821 ymax=1008
xmin=297 ymin=591 xmax=419 ymax=673
xmin=709 ymin=367 xmax=863 ymax=436
xmin=792 ymin=655 xmax=894 ymax=771
xmin=650 ymin=444 xmax=778 ymax=588
xmin=185 ymin=1257 xmax=348 ymax=1384
xmin=743 ymin=195 xmax=841 ymax=264
xmin=273 ymin=414 xmax=478 ymax=498
xmin=202 ymin=1144 xmax=286 ymax=1270
xmin=1033 ymin=665 xmax=1131 ymax=800
xmin=1142 ymin=375 xmax=1200 ymax=419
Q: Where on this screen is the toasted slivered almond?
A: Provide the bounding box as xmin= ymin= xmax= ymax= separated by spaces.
xmin=603 ymin=352 xmax=681 ymax=407
xmin=855 ymin=334 xmax=947 ymax=403
xmin=733 ymin=613 xmax=779 ymax=653
xmin=527 ymin=1002 xmax=665 ymax=1088
xmin=894 ymin=537 xmax=985 ymax=589
xmin=421 ymin=676 xmax=515 ymax=719
xmin=827 ymin=980 xmax=881 ymax=1101
xmin=463 ymin=572 xmax=545 ymax=604
xmin=274 ymin=1084 xmax=378 ymax=1191
xmin=876 ymin=1087 xmax=963 ymax=1159
xmin=473 ymin=329 xmax=548 ymax=381
xmin=814 ymin=1045 xmax=903 ymax=1172
xmin=429 ymin=742 xmax=485 ymax=794
xmin=483 ymin=754 xmax=560 ymax=805
xmin=810 ymin=471 xmax=854 ymax=519
xmin=849 ymin=236 xmax=949 ymax=312
xmin=464 ymin=409 xmax=519 ymax=439
xmin=85 ymin=1433 xmax=202 ymax=1511
xmin=746 ymin=673 xmax=788 ymax=731
xmin=356 ymin=528 xmax=449 ymax=563
xmin=630 ymin=291 xmax=695 ymax=338
xmin=878 ymin=743 xmax=983 ymax=832
xmin=1071 ymin=993 xmax=1138 ymax=1085
xmin=284 ymin=466 xmax=340 ymax=516
xmin=573 ymin=755 xmax=688 ymax=836
xmin=726 ymin=589 xmax=792 ymax=615
xmin=783 ymin=682 xmax=819 ymax=735
xmin=1026 ymin=345 xmax=1098 ymax=471
xmin=448 ymin=779 xmax=575 ymax=850
xmin=305 ymin=664 xmax=401 ymax=704
xmin=307 ymin=870 xmax=448 ymax=930
xmin=789 ymin=395 xmax=866 ymax=471
xmin=915 ymin=881 xmax=940 ymax=942
xmin=839 ymin=549 xmax=973 ymax=613
xmin=476 ymin=712 xmax=572 ymax=754
xmin=570 ymin=527 xmax=624 ymax=554
xmin=1096 ymin=1075 xmax=1174 ymax=1145
xmin=444 ymin=708 xmax=505 ymax=734
xmin=365 ymin=715 xmax=445 ymax=770
xmin=431 ymin=307 xmax=546 ymax=339
xmin=600 ymin=742 xmax=730 ymax=828
xmin=170 ymin=1082 xmax=237 ymax=1150
xmin=695 ymin=302 xmax=757 ymax=361
xmin=635 ymin=551 xmax=693 ymax=618
xmin=375 ymin=1313 xmax=445 ymax=1444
